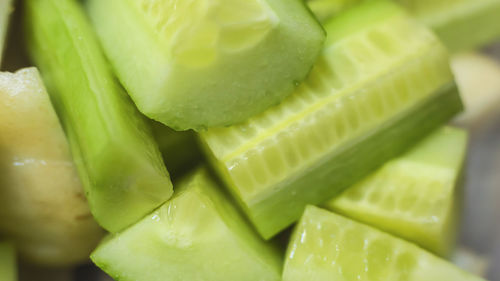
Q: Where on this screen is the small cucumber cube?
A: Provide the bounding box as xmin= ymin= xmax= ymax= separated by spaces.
xmin=92 ymin=168 xmax=282 ymax=281
xmin=325 ymin=126 xmax=467 ymax=257
xmin=87 ymin=0 xmax=325 ymax=130
xmin=200 ymin=0 xmax=463 ymax=239
xmin=0 ymin=68 xmax=103 ymax=266
xmin=283 ymin=206 xmax=486 ymax=281
xmin=25 ymin=0 xmax=173 ymax=233
xmin=0 ymin=242 xmax=16 ymax=281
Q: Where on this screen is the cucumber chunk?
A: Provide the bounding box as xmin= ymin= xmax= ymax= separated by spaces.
xmin=0 ymin=68 xmax=104 ymax=266
xmin=0 ymin=242 xmax=16 ymax=281
xmin=25 ymin=0 xmax=173 ymax=233
xmin=92 ymin=168 xmax=282 ymax=281
xmin=325 ymin=126 xmax=467 ymax=257
xmin=0 ymin=0 xmax=12 ymax=66
xmin=200 ymin=0 xmax=463 ymax=239
xmin=283 ymin=206 xmax=485 ymax=281
xmin=87 ymin=0 xmax=325 ymax=130
xmin=397 ymin=0 xmax=500 ymax=52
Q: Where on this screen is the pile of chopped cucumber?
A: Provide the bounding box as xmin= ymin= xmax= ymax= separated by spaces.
xmin=0 ymin=0 xmax=499 ymax=280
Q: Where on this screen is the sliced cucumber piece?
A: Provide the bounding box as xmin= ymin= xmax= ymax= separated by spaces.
xmin=200 ymin=0 xmax=463 ymax=239
xmin=151 ymin=121 xmax=202 ymax=179
xmin=25 ymin=0 xmax=173 ymax=233
xmin=92 ymin=168 xmax=282 ymax=281
xmin=307 ymin=0 xmax=358 ymax=22
xmin=87 ymin=0 xmax=325 ymax=130
xmin=283 ymin=206 xmax=485 ymax=281
xmin=0 ymin=0 xmax=13 ymax=66
xmin=397 ymin=0 xmax=500 ymax=52
xmin=0 ymin=242 xmax=16 ymax=281
xmin=325 ymin=126 xmax=467 ymax=257
xmin=0 ymin=68 xmax=104 ymax=266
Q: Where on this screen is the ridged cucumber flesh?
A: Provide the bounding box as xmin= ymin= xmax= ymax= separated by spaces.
xmin=0 ymin=242 xmax=16 ymax=281
xmin=325 ymin=126 xmax=467 ymax=257
xmin=92 ymin=168 xmax=282 ymax=281
xmin=0 ymin=0 xmax=12 ymax=66
xmin=200 ymin=0 xmax=463 ymax=239
xmin=283 ymin=206 xmax=485 ymax=281
xmin=0 ymin=68 xmax=104 ymax=266
xmin=25 ymin=0 xmax=173 ymax=233
xmin=397 ymin=0 xmax=500 ymax=52
xmin=87 ymin=0 xmax=325 ymax=130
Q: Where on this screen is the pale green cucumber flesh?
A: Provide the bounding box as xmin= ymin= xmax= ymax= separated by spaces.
xmin=87 ymin=0 xmax=325 ymax=130
xmin=0 ymin=242 xmax=16 ymax=281
xmin=92 ymin=168 xmax=282 ymax=281
xmin=325 ymin=126 xmax=467 ymax=257
xmin=247 ymin=83 xmax=462 ymax=239
xmin=25 ymin=0 xmax=173 ymax=233
xmin=284 ymin=206 xmax=485 ymax=281
xmin=201 ymin=1 xmax=462 ymax=239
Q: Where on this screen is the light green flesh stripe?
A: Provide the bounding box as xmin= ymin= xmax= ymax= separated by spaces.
xmin=150 ymin=121 xmax=202 ymax=179
xmin=283 ymin=206 xmax=486 ymax=281
xmin=200 ymin=0 xmax=462 ymax=239
xmin=0 ymin=0 xmax=12 ymax=66
xmin=87 ymin=0 xmax=325 ymax=130
xmin=0 ymin=242 xmax=16 ymax=281
xmin=92 ymin=168 xmax=282 ymax=281
xmin=325 ymin=126 xmax=467 ymax=257
xmin=25 ymin=0 xmax=173 ymax=233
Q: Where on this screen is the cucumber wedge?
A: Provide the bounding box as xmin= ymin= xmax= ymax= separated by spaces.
xmin=325 ymin=127 xmax=467 ymax=257
xmin=0 ymin=242 xmax=16 ymax=281
xmin=200 ymin=0 xmax=463 ymax=239
xmin=0 ymin=68 xmax=104 ymax=266
xmin=92 ymin=168 xmax=282 ymax=281
xmin=0 ymin=0 xmax=13 ymax=66
xmin=283 ymin=206 xmax=485 ymax=281
xmin=24 ymin=0 xmax=173 ymax=233
xmin=397 ymin=0 xmax=500 ymax=52
xmin=86 ymin=0 xmax=325 ymax=130
xmin=151 ymin=121 xmax=202 ymax=179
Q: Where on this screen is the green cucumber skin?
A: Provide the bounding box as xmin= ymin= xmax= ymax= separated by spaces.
xmin=87 ymin=0 xmax=326 ymax=131
xmin=91 ymin=168 xmax=282 ymax=281
xmin=0 ymin=242 xmax=16 ymax=281
xmin=25 ymin=0 xmax=173 ymax=233
xmin=241 ymin=83 xmax=462 ymax=239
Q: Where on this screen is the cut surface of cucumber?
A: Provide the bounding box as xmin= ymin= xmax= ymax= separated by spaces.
xmin=283 ymin=206 xmax=486 ymax=281
xmin=396 ymin=0 xmax=500 ymax=51
xmin=92 ymin=168 xmax=282 ymax=281
xmin=0 ymin=68 xmax=104 ymax=266
xmin=87 ymin=0 xmax=325 ymax=130
xmin=25 ymin=0 xmax=173 ymax=233
xmin=0 ymin=242 xmax=16 ymax=281
xmin=307 ymin=0 xmax=358 ymax=22
xmin=200 ymin=0 xmax=462 ymax=239
xmin=0 ymin=0 xmax=12 ymax=66
xmin=325 ymin=126 xmax=467 ymax=257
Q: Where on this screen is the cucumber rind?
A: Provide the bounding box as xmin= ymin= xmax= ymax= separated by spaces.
xmin=24 ymin=0 xmax=173 ymax=233
xmin=0 ymin=242 xmax=16 ymax=281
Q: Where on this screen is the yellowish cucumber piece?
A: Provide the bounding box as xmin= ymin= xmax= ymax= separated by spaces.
xmin=151 ymin=121 xmax=202 ymax=179
xmin=0 ymin=0 xmax=12 ymax=66
xmin=307 ymin=0 xmax=359 ymax=22
xmin=87 ymin=0 xmax=325 ymax=130
xmin=396 ymin=0 xmax=500 ymax=52
xmin=284 ymin=206 xmax=486 ymax=281
xmin=92 ymin=168 xmax=282 ymax=281
xmin=200 ymin=0 xmax=462 ymax=239
xmin=0 ymin=68 xmax=104 ymax=266
xmin=325 ymin=126 xmax=467 ymax=257
xmin=25 ymin=0 xmax=173 ymax=233
xmin=0 ymin=242 xmax=16 ymax=281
